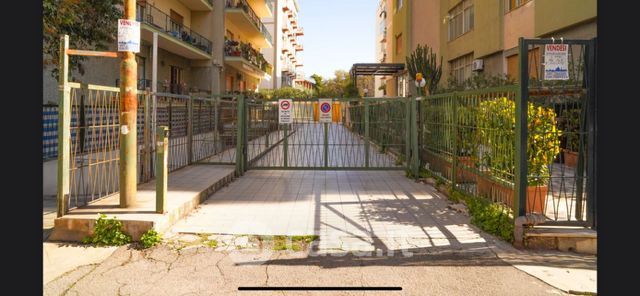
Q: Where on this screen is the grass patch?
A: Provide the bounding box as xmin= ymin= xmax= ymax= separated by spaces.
xmin=448 ymin=189 xmax=514 ymax=243
xmin=271 ymin=235 xmax=319 ymax=251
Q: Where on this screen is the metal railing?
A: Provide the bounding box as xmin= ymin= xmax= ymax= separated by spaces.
xmin=224 ymin=39 xmax=273 ymax=73
xmin=136 ymin=3 xmax=212 ymax=55
xmin=225 ymin=0 xmax=273 ymax=45
xmin=417 ymin=81 xmax=595 ymax=228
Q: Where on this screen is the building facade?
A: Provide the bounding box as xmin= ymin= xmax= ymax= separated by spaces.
xmin=259 ymin=0 xmax=305 ymax=90
xmin=43 ymin=0 xmax=284 ymax=103
xmin=441 ymin=0 xmax=597 ymax=86
xmin=375 ymin=0 xmax=597 ymax=97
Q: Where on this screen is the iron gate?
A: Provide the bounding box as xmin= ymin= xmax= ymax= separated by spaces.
xmin=518 ymin=37 xmax=597 ymax=228
xmin=239 ymin=97 xmax=413 ymax=170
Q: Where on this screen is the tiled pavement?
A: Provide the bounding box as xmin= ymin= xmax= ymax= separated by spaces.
xmin=170 ymin=170 xmax=488 ymax=253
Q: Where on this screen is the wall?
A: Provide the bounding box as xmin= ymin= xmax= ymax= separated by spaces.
xmin=411 ymin=0 xmax=440 ymax=54
xmin=440 ymin=0 xmax=503 ymax=86
xmin=149 ymin=0 xmax=192 ymax=28
xmin=503 ymin=0 xmax=535 ymax=51
xmin=534 ymin=0 xmax=597 ymax=37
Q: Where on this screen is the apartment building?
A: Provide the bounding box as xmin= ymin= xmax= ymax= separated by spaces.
xmin=375 ymin=0 xmax=596 ymax=97
xmin=441 ymin=0 xmax=597 ymax=85
xmin=382 ymin=0 xmax=440 ymax=97
xmin=259 ymin=0 xmax=305 ymax=90
xmin=42 ymin=0 xmax=278 ymax=103
xmin=217 ymin=0 xmax=274 ymax=93
xmin=374 ymin=0 xmax=390 ymax=97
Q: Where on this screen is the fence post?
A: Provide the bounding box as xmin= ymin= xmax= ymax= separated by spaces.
xmin=451 ymin=93 xmax=458 ymax=187
xmin=56 ymin=35 xmax=71 ymax=217
xmin=235 ymin=95 xmax=245 ymax=175
xmin=364 ymin=99 xmax=370 ymax=168
xmin=411 ymin=97 xmax=420 ymax=179
xmin=187 ymin=95 xmax=193 ymax=165
xmin=586 ymin=37 xmax=597 ymax=229
xmin=514 ymin=37 xmax=529 ymax=217
xmin=143 ymin=88 xmax=151 ymax=181
xmin=156 ymin=126 xmax=169 ymax=214
xmin=405 ymin=97 xmax=411 ymax=169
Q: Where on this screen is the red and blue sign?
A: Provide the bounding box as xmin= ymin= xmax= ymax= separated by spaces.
xmin=320 ymin=102 xmax=331 ymax=113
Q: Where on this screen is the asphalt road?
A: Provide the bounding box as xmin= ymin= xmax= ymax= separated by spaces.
xmin=44 ymin=243 xmax=566 ymax=296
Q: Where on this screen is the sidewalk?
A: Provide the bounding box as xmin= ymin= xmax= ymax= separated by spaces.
xmin=47 ymin=165 xmax=236 ymax=242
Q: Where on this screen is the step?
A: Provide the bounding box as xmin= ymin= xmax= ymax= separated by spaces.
xmin=48 ymin=165 xmax=236 ymax=242
xmin=524 ymin=226 xmax=597 ymax=255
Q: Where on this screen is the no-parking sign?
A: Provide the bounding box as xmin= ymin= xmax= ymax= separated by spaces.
xmin=318 ymin=99 xmax=332 ymax=123
xmin=278 ymin=99 xmax=293 ymax=124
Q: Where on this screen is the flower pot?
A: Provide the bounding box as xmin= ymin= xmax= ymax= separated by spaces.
xmin=563 ymin=149 xmax=579 ymax=168
xmin=475 ymin=174 xmax=547 ymax=214
xmin=455 ymin=156 xmax=476 ymax=183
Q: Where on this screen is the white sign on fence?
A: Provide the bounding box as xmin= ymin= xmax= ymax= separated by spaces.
xmin=118 ymin=19 xmax=141 ymax=52
xmin=318 ymin=99 xmax=333 ymax=123
xmin=544 ymin=44 xmax=569 ymax=80
xmin=278 ymin=99 xmax=293 ymax=124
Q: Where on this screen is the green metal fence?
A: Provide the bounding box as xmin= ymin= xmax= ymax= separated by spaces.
xmin=244 ymin=97 xmax=411 ymax=170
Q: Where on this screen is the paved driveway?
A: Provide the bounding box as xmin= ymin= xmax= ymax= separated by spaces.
xmin=171 ymin=170 xmax=487 ymax=253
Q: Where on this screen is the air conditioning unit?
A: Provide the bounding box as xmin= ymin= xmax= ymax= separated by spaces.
xmin=472 ymin=59 xmax=484 ymax=72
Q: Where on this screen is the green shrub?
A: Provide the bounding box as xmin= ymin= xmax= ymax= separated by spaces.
xmin=477 ymin=97 xmax=561 ymax=186
xmin=140 ymin=229 xmax=162 ymax=249
xmin=451 ymin=190 xmax=514 ymax=242
xmin=82 ymin=214 xmax=132 ymax=246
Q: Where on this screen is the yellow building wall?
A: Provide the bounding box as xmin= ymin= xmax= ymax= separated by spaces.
xmin=440 ymin=0 xmax=503 ymax=83
xmin=503 ymin=0 xmax=535 ymax=51
xmin=152 ymin=0 xmax=192 ymax=28
xmin=534 ymin=0 xmax=597 ymax=37
xmin=391 ymin=0 xmax=408 ymax=63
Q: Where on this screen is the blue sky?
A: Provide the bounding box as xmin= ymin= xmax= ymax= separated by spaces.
xmin=297 ymin=0 xmax=376 ymax=79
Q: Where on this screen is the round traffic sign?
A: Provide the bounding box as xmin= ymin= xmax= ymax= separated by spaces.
xmin=280 ymin=100 xmax=291 ymax=110
xmin=320 ymin=102 xmax=331 ymax=113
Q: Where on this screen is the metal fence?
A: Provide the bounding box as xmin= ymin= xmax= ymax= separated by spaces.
xmin=55 ymin=86 xmax=246 ymax=214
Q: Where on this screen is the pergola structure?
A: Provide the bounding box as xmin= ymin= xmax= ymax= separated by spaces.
xmin=349 ymin=63 xmax=405 ymax=89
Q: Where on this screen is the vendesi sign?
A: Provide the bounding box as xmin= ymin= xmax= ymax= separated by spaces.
xmin=318 ymin=99 xmax=333 ymax=123
xmin=278 ymin=99 xmax=293 ymax=124
xmin=118 ymin=19 xmax=140 ymax=52
xmin=544 ymin=44 xmax=569 ymax=80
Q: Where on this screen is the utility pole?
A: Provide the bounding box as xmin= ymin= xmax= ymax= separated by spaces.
xmin=119 ymin=0 xmax=138 ymax=207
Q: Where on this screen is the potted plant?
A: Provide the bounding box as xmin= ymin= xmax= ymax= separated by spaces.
xmin=560 ymin=108 xmax=581 ymax=167
xmin=475 ymin=97 xmax=561 ymax=214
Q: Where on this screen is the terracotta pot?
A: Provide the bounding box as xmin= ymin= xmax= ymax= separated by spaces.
xmin=474 ymin=175 xmax=547 ymax=214
xmin=456 ymin=156 xmax=476 ymax=183
xmin=563 ymin=149 xmax=579 ymax=168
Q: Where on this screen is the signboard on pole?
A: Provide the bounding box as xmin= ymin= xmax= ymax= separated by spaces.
xmin=278 ymin=99 xmax=293 ymax=124
xmin=544 ymin=44 xmax=569 ymax=80
xmin=118 ymin=19 xmax=141 ymax=52
xmin=318 ymin=99 xmax=333 ymax=123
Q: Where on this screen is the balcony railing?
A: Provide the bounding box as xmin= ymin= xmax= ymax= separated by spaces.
xmin=226 ymin=0 xmax=273 ymax=45
xmin=115 ymin=78 xmax=152 ymax=90
xmin=224 ymin=39 xmax=273 ymax=74
xmin=136 ymin=3 xmax=212 ymax=55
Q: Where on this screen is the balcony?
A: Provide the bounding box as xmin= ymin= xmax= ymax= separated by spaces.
xmin=176 ymin=0 xmax=213 ymax=11
xmin=295 ymin=44 xmax=303 ymax=51
xmin=224 ymin=39 xmax=273 ymax=79
xmin=225 ymin=0 xmax=273 ymax=48
xmin=136 ymin=3 xmax=212 ymax=59
xmin=295 ymin=27 xmax=304 ymax=36
xmin=247 ymin=0 xmax=273 ymax=18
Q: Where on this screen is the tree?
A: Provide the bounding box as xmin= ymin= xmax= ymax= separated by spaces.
xmin=310 ymin=74 xmax=323 ymax=97
xmin=406 ymin=44 xmax=443 ymax=95
xmin=43 ymin=0 xmax=123 ymax=80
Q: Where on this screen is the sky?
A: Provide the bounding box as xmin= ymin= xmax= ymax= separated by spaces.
xmin=297 ymin=0 xmax=377 ymax=80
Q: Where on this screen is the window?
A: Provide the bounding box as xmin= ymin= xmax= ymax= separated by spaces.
xmin=395 ymin=33 xmax=403 ymax=55
xmin=506 ymin=0 xmax=531 ymax=12
xmin=396 ymin=0 xmax=403 ymax=11
xmin=450 ymin=53 xmax=473 ymax=83
xmin=448 ymin=0 xmax=474 ymax=41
